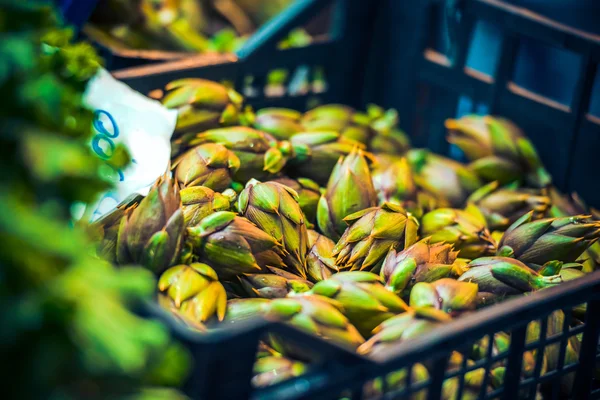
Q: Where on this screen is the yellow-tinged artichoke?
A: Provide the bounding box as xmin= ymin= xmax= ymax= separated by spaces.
xmin=186 ymin=211 xmax=285 ymax=280
xmin=310 ymin=271 xmax=409 ymax=337
xmin=380 ymin=238 xmax=461 ymax=295
xmin=158 ymin=263 xmax=227 ymax=323
xmin=409 ymin=278 xmax=478 ymax=316
xmin=445 ymin=115 xmax=552 ymax=188
xmin=317 ymin=148 xmax=378 ymax=241
xmin=162 ymin=79 xmax=248 ymax=138
xmin=173 ymin=143 xmax=240 ymax=191
xmin=421 ymin=204 xmax=496 ymax=259
xmin=116 ymin=174 xmax=184 ymax=273
xmin=239 ymin=267 xmax=313 ymax=299
xmin=238 ymin=179 xmax=310 ymax=278
xmin=332 ymin=202 xmax=419 ymax=271
xmin=306 ymin=230 xmax=339 ymax=282
xmin=180 ymin=186 xmax=235 ymax=227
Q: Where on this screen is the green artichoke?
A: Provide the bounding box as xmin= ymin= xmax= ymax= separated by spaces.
xmin=421 ymin=204 xmax=496 ymax=259
xmin=306 ymin=230 xmax=339 ymax=282
xmin=173 ymin=143 xmax=240 ymax=191
xmin=288 ymin=131 xmax=366 ymax=185
xmin=380 ymin=239 xmax=460 ymax=295
xmin=358 ymin=307 xmax=451 ymax=359
xmin=458 ymin=257 xmax=562 ymax=297
xmin=409 ymin=278 xmax=478 ymax=316
xmin=301 ymin=104 xmax=373 ymax=144
xmin=270 ymin=177 xmax=322 ymax=225
xmin=240 ymin=266 xmax=313 ymax=299
xmin=180 ymin=186 xmax=236 ymax=227
xmin=253 ymin=108 xmax=303 ymax=140
xmin=445 ymin=115 xmax=552 ymax=188
xmin=186 ymin=211 xmax=286 ymax=279
xmin=116 ymin=174 xmax=185 ymax=272
xmin=497 ymin=211 xmax=600 ymax=264
xmin=238 ymin=179 xmax=310 ymax=278
xmin=468 ymin=181 xmax=550 ymax=230
xmin=174 ymin=127 xmax=299 ymax=182
xmin=158 ymin=263 xmax=227 ymax=323
xmin=332 ymin=203 xmax=419 ymax=271
xmin=162 ymin=78 xmax=247 ymax=138
xmin=220 ymin=298 xmax=271 ymax=326
xmin=252 ymin=356 xmax=307 ymax=388
xmin=407 ymin=149 xmax=482 ymax=207
xmin=317 ymin=148 xmax=378 ymax=241
xmin=310 ymin=271 xmax=409 ymax=337
xmin=264 ymin=295 xmax=365 ymax=354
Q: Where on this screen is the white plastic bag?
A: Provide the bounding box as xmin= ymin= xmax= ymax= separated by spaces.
xmin=82 ymin=68 xmax=178 ymax=220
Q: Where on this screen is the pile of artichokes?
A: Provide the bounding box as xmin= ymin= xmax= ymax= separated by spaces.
xmin=95 ymin=78 xmax=600 ymax=398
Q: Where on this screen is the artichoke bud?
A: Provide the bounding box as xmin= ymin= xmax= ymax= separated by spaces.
xmin=158 ymin=263 xmax=227 ymax=323
xmin=306 ymin=229 xmax=339 ymax=282
xmin=317 ymin=148 xmax=378 ymax=241
xmin=410 ymin=279 xmax=478 ymax=315
xmin=238 ymin=180 xmax=309 ymax=278
xmin=180 ymin=186 xmax=233 ymax=227
xmin=253 ymin=107 xmax=303 ymax=140
xmin=240 ymin=267 xmax=313 ymax=299
xmin=117 ymin=173 xmax=184 ymax=273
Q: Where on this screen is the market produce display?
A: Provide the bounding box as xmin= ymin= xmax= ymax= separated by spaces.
xmin=90 ymin=76 xmax=600 ymax=397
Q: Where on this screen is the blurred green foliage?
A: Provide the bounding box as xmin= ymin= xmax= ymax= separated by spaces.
xmin=0 ymin=1 xmax=189 ymax=398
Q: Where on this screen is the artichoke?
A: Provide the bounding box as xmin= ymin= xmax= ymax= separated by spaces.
xmin=332 ymin=203 xmax=419 ymax=271
xmin=497 ymin=211 xmax=600 ymax=265
xmin=445 ymin=115 xmax=552 ymax=188
xmin=306 ymin=230 xmax=339 ymax=282
xmin=186 ymin=211 xmax=286 ymax=279
xmin=180 ymin=186 xmax=235 ymax=227
xmin=458 ymin=257 xmax=562 ymax=297
xmin=270 ymin=177 xmax=321 ymax=225
xmin=264 ymin=295 xmax=365 ymax=355
xmin=158 ymin=263 xmax=227 ymax=323
xmin=252 ymin=356 xmax=307 ymax=388
xmin=317 ymin=148 xmax=378 ymax=241
xmin=310 ymin=271 xmax=409 ymax=337
xmin=239 ymin=267 xmax=313 ymax=299
xmin=288 ymin=131 xmax=365 ymax=185
xmin=220 ymin=298 xmax=271 ymax=326
xmin=162 ymin=78 xmax=247 ymax=138
xmin=173 ymin=143 xmax=240 ymax=191
xmin=174 ymin=127 xmax=299 ymax=182
xmin=468 ymin=181 xmax=550 ymax=230
xmin=116 ymin=174 xmax=185 ymax=272
xmin=409 ymin=278 xmax=478 ymax=316
xmin=238 ymin=179 xmax=310 ymax=278
xmin=381 ymin=239 xmax=460 ymax=295
xmin=253 ymin=108 xmax=303 ymax=140
xmin=358 ymin=307 xmax=451 ymax=359
xmin=421 ymin=205 xmax=496 ymax=259
xmin=92 ymin=193 xmax=143 ymax=262
xmin=301 ymin=104 xmax=373 ymax=145
xmin=407 ymin=149 xmax=482 ymax=207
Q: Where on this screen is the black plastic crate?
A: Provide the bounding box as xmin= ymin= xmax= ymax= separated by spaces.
xmin=113 ymin=1 xmax=600 ymax=398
